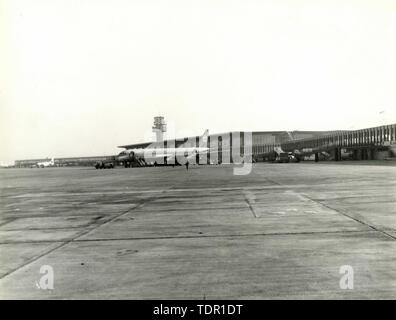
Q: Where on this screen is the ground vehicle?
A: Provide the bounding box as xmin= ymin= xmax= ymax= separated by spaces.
xmin=288 ymin=152 xmax=300 ymax=162
xmin=95 ymin=161 xmax=114 ymax=169
xmin=270 ymin=147 xmax=289 ymax=163
xmin=274 ymin=152 xmax=289 ymax=163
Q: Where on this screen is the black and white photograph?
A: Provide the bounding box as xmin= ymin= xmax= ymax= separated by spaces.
xmin=1 ymin=0 xmax=396 ymax=307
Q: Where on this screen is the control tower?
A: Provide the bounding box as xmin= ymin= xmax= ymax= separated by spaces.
xmin=152 ymin=116 xmax=167 ymax=142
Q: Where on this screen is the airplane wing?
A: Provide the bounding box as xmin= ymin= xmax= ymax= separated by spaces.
xmin=118 ymin=142 xmax=152 ymax=149
xmin=143 ymin=153 xmax=168 ymax=159
xmin=146 ymin=152 xmax=198 ymax=162
xmin=141 ymin=153 xmax=177 ymax=162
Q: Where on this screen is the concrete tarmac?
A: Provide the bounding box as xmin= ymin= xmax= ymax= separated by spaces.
xmin=0 ymin=162 xmax=395 ymax=299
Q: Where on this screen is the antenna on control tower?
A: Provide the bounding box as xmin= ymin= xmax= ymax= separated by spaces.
xmin=152 ymin=116 xmax=167 ymax=142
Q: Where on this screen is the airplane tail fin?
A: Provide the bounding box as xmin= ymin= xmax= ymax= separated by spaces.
xmin=199 ymin=129 xmax=209 ymax=148
xmin=274 ymin=146 xmax=284 ymax=155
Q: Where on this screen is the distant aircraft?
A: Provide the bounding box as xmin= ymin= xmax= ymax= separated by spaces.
xmin=118 ymin=129 xmax=210 ymax=167
xmin=272 ymin=146 xmax=298 ymax=163
xmin=37 ymin=157 xmax=55 ymax=168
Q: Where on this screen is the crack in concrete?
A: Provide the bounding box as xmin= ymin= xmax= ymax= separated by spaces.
xmin=0 ymin=229 xmax=374 ymax=245
xmin=0 ymin=219 xmax=17 ymax=228
xmin=302 ymin=194 xmax=396 ymax=241
xmin=243 ymin=192 xmax=258 ymax=218
xmin=263 ymin=175 xmax=396 ymax=242
xmin=0 ymin=197 xmax=152 ymax=280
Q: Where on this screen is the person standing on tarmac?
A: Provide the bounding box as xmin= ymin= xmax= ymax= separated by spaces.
xmin=185 ymin=161 xmax=189 ymax=170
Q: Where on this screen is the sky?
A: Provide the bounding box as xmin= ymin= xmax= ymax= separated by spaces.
xmin=1 ymin=0 xmax=396 ymax=163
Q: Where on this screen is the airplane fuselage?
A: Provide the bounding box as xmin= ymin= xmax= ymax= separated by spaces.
xmin=117 ymin=129 xmax=210 ymax=165
xmin=37 ymin=159 xmax=55 ymax=168
xmin=118 ymin=147 xmax=209 ymax=162
xmin=136 ymin=147 xmax=208 ymax=157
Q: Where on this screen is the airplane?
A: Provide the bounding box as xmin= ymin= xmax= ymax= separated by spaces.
xmin=292 ymin=147 xmax=337 ymax=160
xmin=36 ymin=157 xmax=55 ymax=168
xmin=273 ymin=146 xmax=292 ymax=163
xmin=118 ymin=129 xmax=210 ymax=167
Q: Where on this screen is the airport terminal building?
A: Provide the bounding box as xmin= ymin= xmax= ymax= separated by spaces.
xmin=13 ymin=130 xmax=328 ymax=167
xmin=14 ymin=123 xmax=396 ymax=167
xmin=14 ymin=155 xmax=116 ymax=168
xmin=118 ymin=130 xmax=340 ymax=164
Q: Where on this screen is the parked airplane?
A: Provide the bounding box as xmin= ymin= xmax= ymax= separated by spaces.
xmin=118 ymin=130 xmax=210 ymax=167
xmin=292 ymin=148 xmax=335 ymax=161
xmin=37 ymin=157 xmax=55 ymax=168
